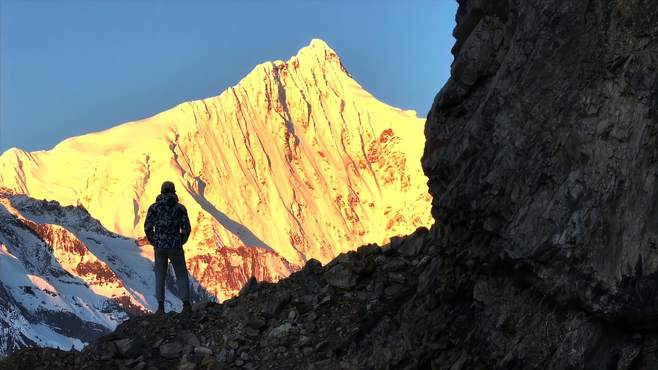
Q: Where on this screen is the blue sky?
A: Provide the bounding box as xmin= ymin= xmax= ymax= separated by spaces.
xmin=0 ymin=0 xmax=457 ymax=153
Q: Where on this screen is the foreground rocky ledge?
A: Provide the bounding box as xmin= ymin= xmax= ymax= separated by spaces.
xmin=1 ymin=227 xmax=453 ymax=370
xmin=6 ymin=220 xmax=658 ymax=369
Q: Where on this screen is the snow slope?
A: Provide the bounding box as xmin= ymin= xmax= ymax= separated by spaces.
xmin=0 ymin=188 xmax=196 ymax=356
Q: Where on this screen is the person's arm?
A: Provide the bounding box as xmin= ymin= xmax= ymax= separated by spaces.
xmin=179 ymin=206 xmax=192 ymax=245
xmin=144 ymin=205 xmax=156 ymax=244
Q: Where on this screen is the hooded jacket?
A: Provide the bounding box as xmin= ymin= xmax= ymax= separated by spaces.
xmin=144 ymin=193 xmax=191 ymax=249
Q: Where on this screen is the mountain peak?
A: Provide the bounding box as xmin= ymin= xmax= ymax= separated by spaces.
xmin=289 ymin=38 xmax=346 ymax=73
xmin=295 ymin=38 xmax=337 ymax=55
xmin=0 ymin=35 xmax=432 ymax=357
xmin=307 ymin=38 xmax=334 ymax=52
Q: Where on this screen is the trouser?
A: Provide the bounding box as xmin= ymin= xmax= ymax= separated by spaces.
xmin=154 ymin=247 xmax=190 ymax=303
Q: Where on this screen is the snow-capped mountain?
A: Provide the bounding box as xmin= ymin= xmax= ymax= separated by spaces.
xmin=0 ymin=39 xmax=431 ymax=355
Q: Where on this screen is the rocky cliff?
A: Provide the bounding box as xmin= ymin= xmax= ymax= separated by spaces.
xmin=421 ymin=0 xmax=658 ymax=367
xmin=2 ymin=0 xmax=658 ymax=369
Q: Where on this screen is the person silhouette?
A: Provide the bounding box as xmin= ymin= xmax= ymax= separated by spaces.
xmin=144 ymin=181 xmax=192 ymax=314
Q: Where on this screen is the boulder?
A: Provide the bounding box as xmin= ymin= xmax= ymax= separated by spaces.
xmin=269 ymin=323 xmax=292 ymax=338
xmin=240 ymin=276 xmax=260 ymax=296
xmin=261 ymin=292 xmax=291 ymax=318
xmin=180 ymin=331 xmax=200 ymax=347
xmin=194 ymin=346 xmax=213 ymax=355
xmin=246 ymin=317 xmax=266 ymax=329
xmin=323 ymin=264 xmax=357 ymax=289
xmin=113 ymin=338 xmax=142 ymax=358
xmin=159 ymin=341 xmax=183 ymax=359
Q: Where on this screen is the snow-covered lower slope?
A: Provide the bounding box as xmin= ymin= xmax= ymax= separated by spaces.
xmin=0 ymin=188 xmax=212 ymax=357
xmin=0 ymin=39 xmax=431 ymax=301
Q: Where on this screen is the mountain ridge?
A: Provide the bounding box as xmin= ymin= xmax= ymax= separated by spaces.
xmin=0 ymin=39 xmax=432 ymax=296
xmin=0 ymin=39 xmax=432 ymax=357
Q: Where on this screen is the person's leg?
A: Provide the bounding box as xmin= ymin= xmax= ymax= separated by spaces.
xmin=170 ymin=248 xmax=191 ymax=309
xmin=153 ymin=248 xmax=168 ymax=313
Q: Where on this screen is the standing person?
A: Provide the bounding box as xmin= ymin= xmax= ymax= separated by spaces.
xmin=144 ymin=181 xmax=192 ymax=314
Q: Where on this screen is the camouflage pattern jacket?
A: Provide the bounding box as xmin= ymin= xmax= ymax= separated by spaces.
xmin=144 ymin=193 xmax=191 ymax=249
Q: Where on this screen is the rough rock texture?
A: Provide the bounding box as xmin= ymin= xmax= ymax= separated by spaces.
xmin=2 ymin=0 xmax=658 ymax=369
xmin=0 ymin=228 xmax=448 ymax=370
xmin=422 ymin=0 xmax=658 ymax=368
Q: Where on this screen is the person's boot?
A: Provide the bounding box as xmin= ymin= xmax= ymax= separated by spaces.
xmin=182 ymin=301 xmax=192 ymax=314
xmin=155 ymin=301 xmax=165 ymax=315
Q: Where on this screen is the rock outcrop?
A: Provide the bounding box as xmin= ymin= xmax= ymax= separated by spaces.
xmin=2 ymin=0 xmax=658 ymax=369
xmin=0 ymin=228 xmax=447 ymax=370
xmin=421 ymin=0 xmax=658 ymax=367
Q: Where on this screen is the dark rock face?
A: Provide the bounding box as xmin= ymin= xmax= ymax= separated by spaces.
xmin=422 ymin=0 xmax=658 ymax=368
xmin=426 ymin=0 xmax=658 ymax=311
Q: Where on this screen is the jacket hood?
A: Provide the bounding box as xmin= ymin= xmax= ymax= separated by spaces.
xmin=156 ymin=192 xmax=179 ymax=206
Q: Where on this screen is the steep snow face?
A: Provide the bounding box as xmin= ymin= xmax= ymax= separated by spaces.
xmin=0 ymin=39 xmax=431 ymax=300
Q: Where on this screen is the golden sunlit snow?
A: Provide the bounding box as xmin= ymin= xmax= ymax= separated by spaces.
xmin=0 ymin=39 xmax=432 ymax=300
